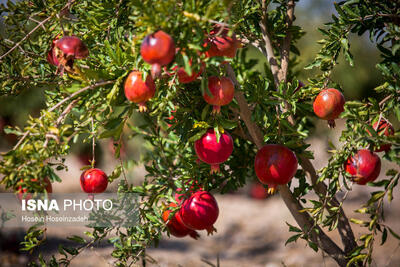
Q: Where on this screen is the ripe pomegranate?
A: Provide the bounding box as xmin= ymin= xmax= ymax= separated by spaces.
xmin=204 ymin=26 xmax=241 ymax=58
xmin=80 ymin=168 xmax=108 ymax=193
xmin=124 ymin=71 xmax=156 ymax=112
xmin=179 ymin=191 xmax=219 ymax=234
xmin=174 ymin=61 xmax=205 ymax=84
xmin=203 ymin=76 xmax=235 ymax=114
xmin=47 ymin=36 xmax=60 ymax=66
xmin=140 ymin=30 xmax=175 ymax=78
xmin=368 ymin=119 xmax=395 ymax=152
xmin=17 ymin=177 xmax=52 ymax=201
xmin=54 ymin=36 xmax=89 ymax=73
xmin=313 ymin=88 xmax=345 ymax=128
xmin=162 ymin=203 xmax=200 ymax=239
xmin=254 ymin=144 xmax=298 ymax=194
xmin=194 ymin=129 xmax=234 ymax=173
xmin=249 ymin=183 xmax=268 ymax=200
xmin=344 ymin=149 xmax=381 ymax=185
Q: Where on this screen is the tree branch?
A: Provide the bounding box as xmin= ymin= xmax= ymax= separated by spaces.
xmin=259 ymin=0 xmax=280 ymax=87
xmin=278 ymin=0 xmax=295 ymax=82
xmin=299 ymin=155 xmax=357 ymax=254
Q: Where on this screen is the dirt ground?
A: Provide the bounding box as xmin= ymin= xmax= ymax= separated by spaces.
xmin=1 ymin=120 xmax=400 ymax=267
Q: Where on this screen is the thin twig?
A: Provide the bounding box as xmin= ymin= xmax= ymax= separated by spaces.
xmin=258 ymin=0 xmax=280 ymax=87
xmin=12 ymin=80 xmax=115 ymax=150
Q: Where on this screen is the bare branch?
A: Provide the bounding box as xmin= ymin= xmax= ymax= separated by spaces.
xmin=278 ymin=0 xmax=295 ymax=83
xmin=259 ymin=0 xmax=280 ymax=87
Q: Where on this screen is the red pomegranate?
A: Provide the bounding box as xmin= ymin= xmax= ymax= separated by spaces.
xmin=203 ymin=76 xmax=235 ymax=114
xmin=47 ymin=36 xmax=60 ymax=66
xmin=344 ymin=149 xmax=381 ymax=185
xmin=179 ymin=191 xmax=219 ymax=234
xmin=249 ymin=183 xmax=268 ymax=200
xmin=194 ymin=129 xmax=234 ymax=173
xmin=254 ymin=144 xmax=298 ymax=194
xmin=54 ymin=36 xmax=88 ymax=72
xmin=174 ymin=61 xmax=205 ymax=84
xmin=140 ymin=30 xmax=175 ymax=78
xmin=124 ymin=71 xmax=156 ymax=112
xmin=80 ymin=168 xmax=108 ymax=193
xmin=204 ymin=26 xmax=241 ymax=58
xmin=17 ymin=177 xmax=52 ymax=200
xmin=369 ymin=119 xmax=395 ymax=152
xmin=162 ymin=203 xmax=200 ymax=239
xmin=313 ymin=88 xmax=345 ymax=128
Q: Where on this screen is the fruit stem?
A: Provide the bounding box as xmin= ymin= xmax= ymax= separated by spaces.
xmin=267 ymin=185 xmax=277 ymax=195
xmin=206 ymin=226 xmax=217 ymax=235
xmin=138 ymin=102 xmax=148 ymax=112
xmin=211 ymin=105 xmax=221 ymax=114
xmin=210 ymin=164 xmax=220 ymax=174
xmin=328 ymin=120 xmax=336 ymax=128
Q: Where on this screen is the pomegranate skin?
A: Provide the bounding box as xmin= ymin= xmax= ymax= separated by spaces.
xmin=80 ymin=168 xmax=108 ymax=193
xmin=162 ymin=203 xmax=200 ymax=239
xmin=179 ymin=191 xmax=219 ymax=234
xmin=124 ymin=71 xmax=156 ymax=112
xmin=204 ymin=27 xmax=241 ymax=58
xmin=369 ymin=119 xmax=395 ymax=152
xmin=313 ymin=88 xmax=345 ymax=127
xmin=254 ymin=144 xmax=298 ymax=194
xmin=140 ymin=31 xmax=175 ymax=77
xmin=55 ymin=36 xmax=89 ymax=59
xmin=203 ymin=76 xmax=235 ymax=114
xmin=175 ymin=61 xmax=205 ymax=84
xmin=194 ymin=129 xmax=233 ymax=173
xmin=344 ymin=149 xmax=381 ymax=185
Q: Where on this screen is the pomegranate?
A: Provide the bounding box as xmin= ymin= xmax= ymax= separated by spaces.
xmin=254 ymin=144 xmax=298 ymax=194
xmin=174 ymin=61 xmax=205 ymax=84
xmin=313 ymin=88 xmax=345 ymax=128
xmin=140 ymin=30 xmax=175 ymax=78
xmin=162 ymin=203 xmax=200 ymax=239
xmin=179 ymin=191 xmax=219 ymax=234
xmin=203 ymin=76 xmax=235 ymax=114
xmin=194 ymin=129 xmax=234 ymax=173
xmin=124 ymin=71 xmax=156 ymax=112
xmin=204 ymin=26 xmax=241 ymax=58
xmin=47 ymin=36 xmax=60 ymax=66
xmin=344 ymin=149 xmax=381 ymax=185
xmin=249 ymin=183 xmax=268 ymax=200
xmin=54 ymin=36 xmax=88 ymax=73
xmin=80 ymin=168 xmax=108 ymax=193
xmin=368 ymin=119 xmax=395 ymax=152
xmin=17 ymin=177 xmax=52 ymax=201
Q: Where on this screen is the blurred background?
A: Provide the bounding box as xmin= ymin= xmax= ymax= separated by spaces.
xmin=1 ymin=0 xmax=399 ymax=266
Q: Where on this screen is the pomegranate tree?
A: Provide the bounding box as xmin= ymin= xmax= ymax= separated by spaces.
xmin=80 ymin=168 xmax=108 ymax=193
xmin=140 ymin=30 xmax=175 ymax=78
xmin=124 ymin=70 xmax=156 ymax=112
xmin=179 ymin=191 xmax=219 ymax=234
xmin=254 ymin=144 xmax=298 ymax=194
xmin=203 ymin=76 xmax=235 ymax=114
xmin=162 ymin=203 xmax=200 ymax=239
xmin=194 ymin=129 xmax=233 ymax=173
xmin=344 ymin=149 xmax=381 ymax=185
xmin=173 ymin=61 xmax=204 ymax=84
xmin=17 ymin=177 xmax=52 ymax=201
xmin=313 ymin=88 xmax=345 ymax=128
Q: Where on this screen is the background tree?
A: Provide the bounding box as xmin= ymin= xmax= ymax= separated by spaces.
xmin=0 ymin=0 xmax=399 ymax=266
